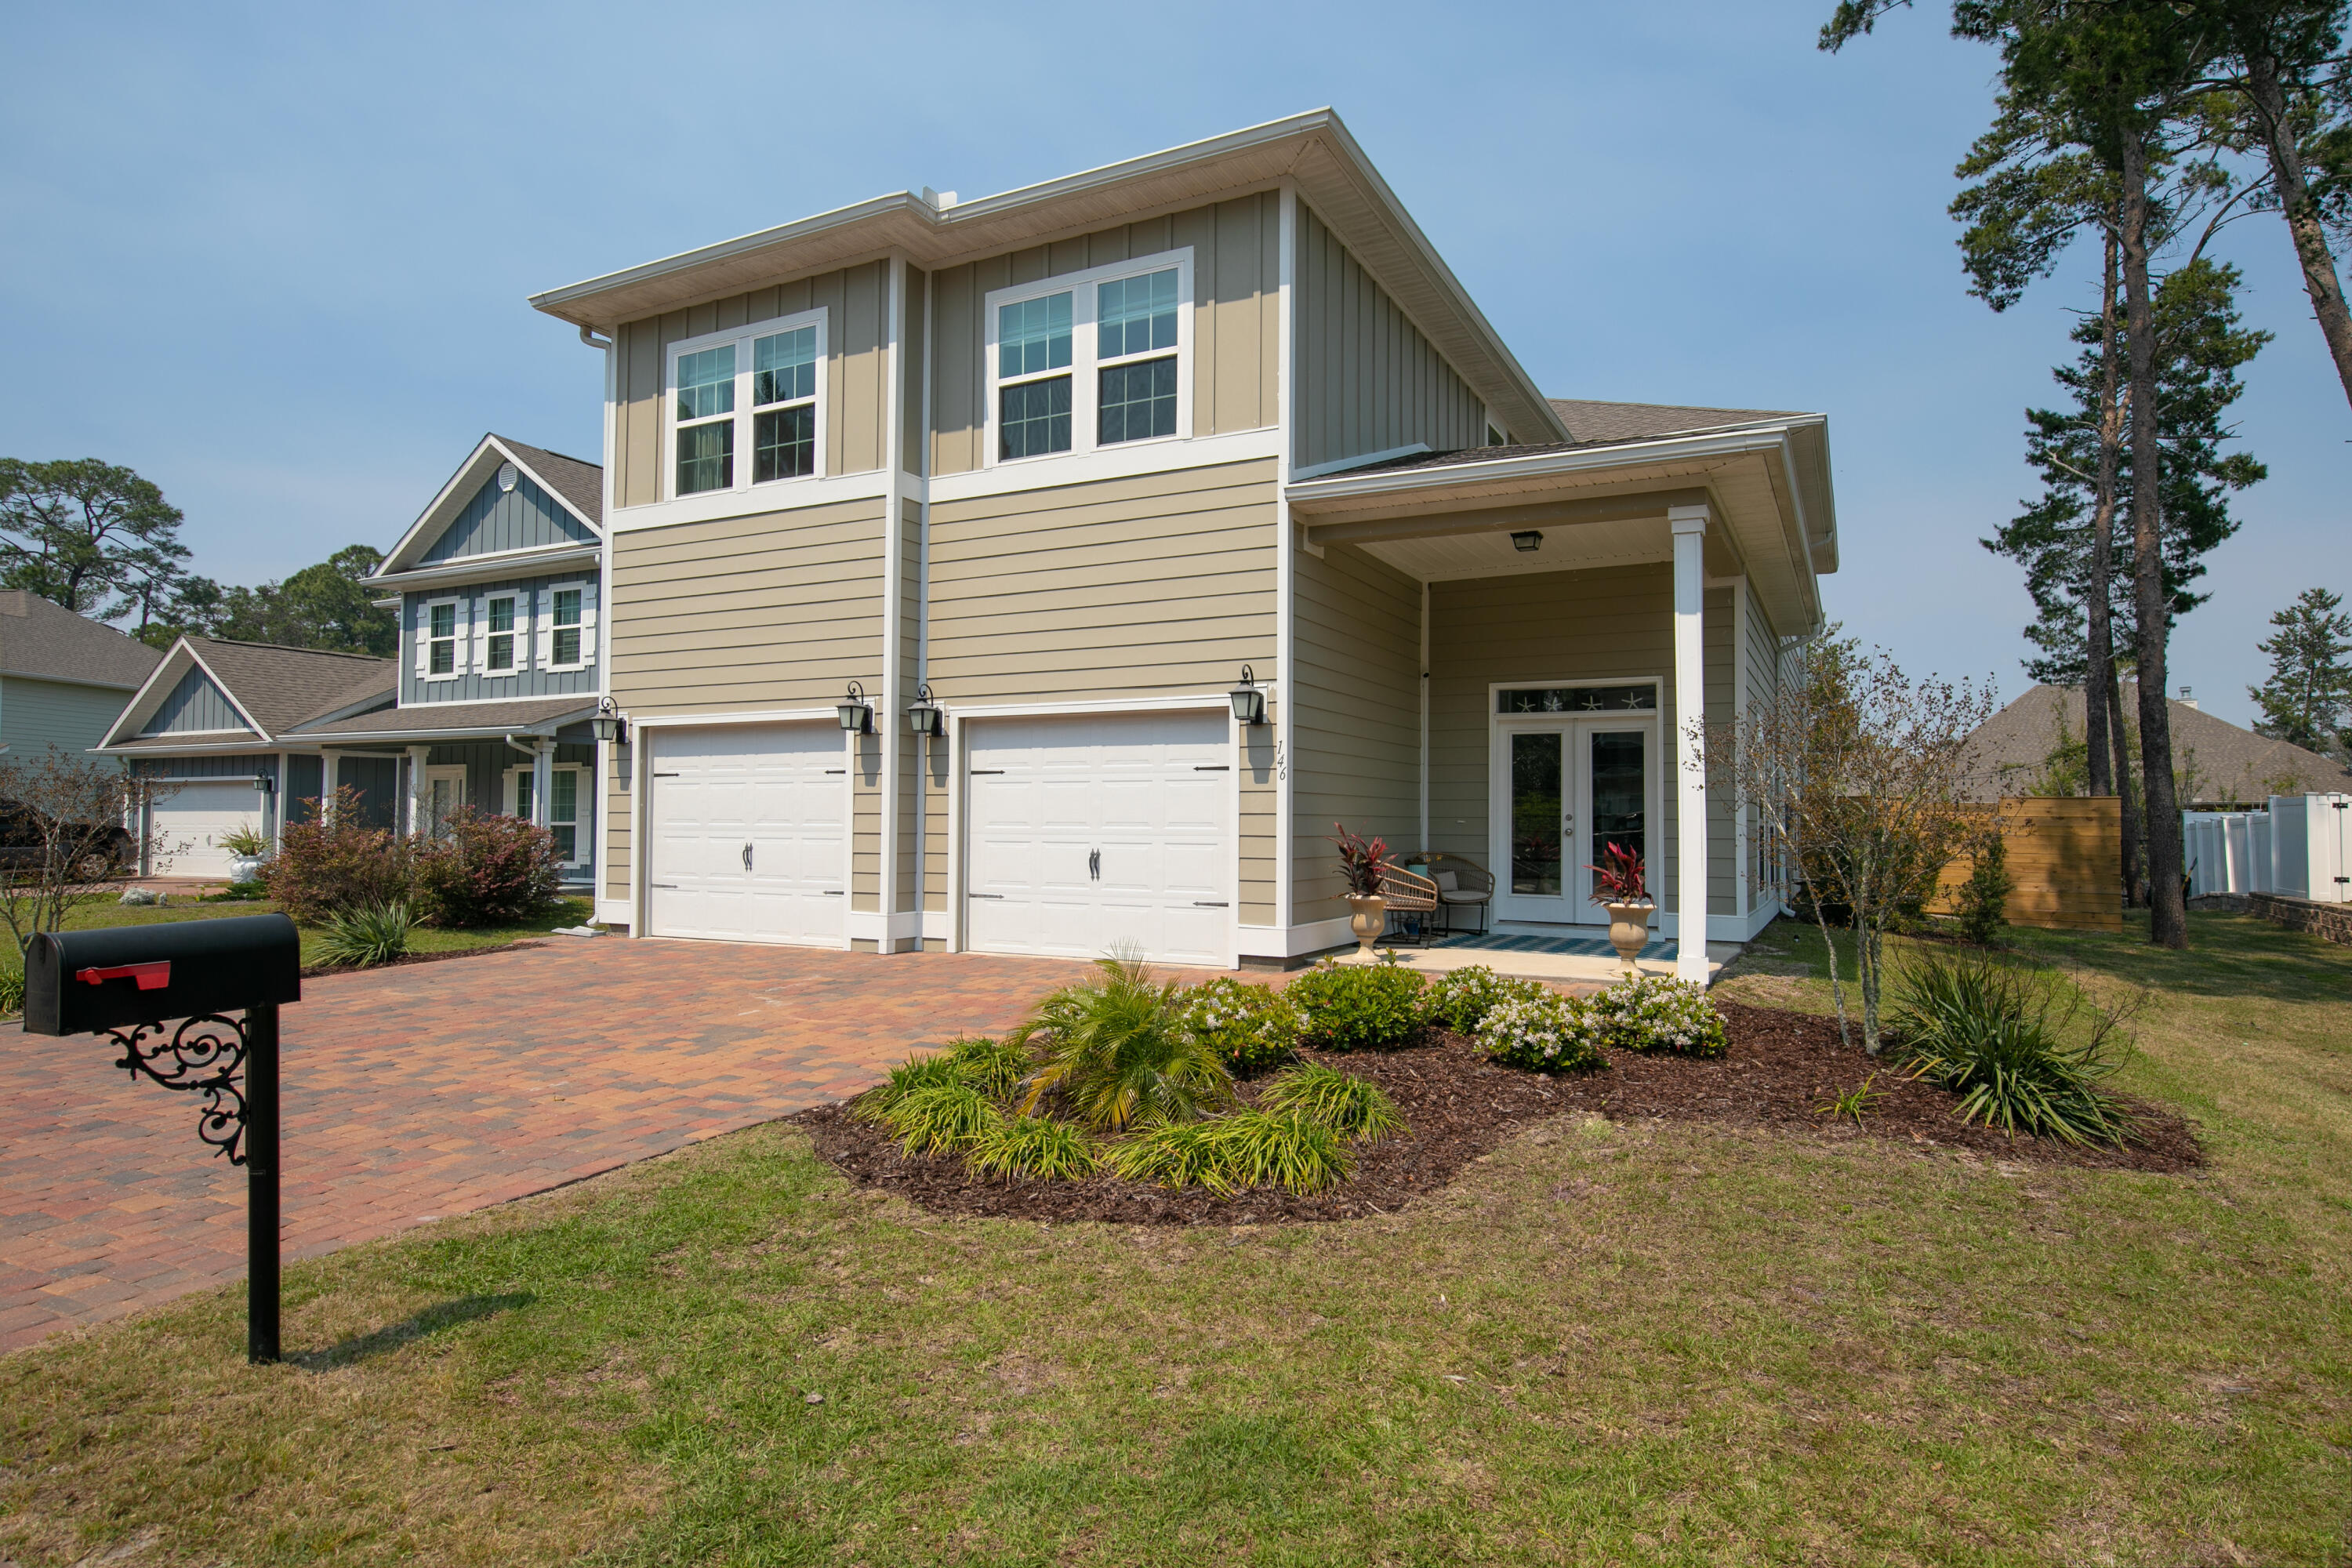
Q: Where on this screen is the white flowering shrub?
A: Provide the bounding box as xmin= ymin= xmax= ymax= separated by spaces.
xmin=1421 ymin=964 xmax=1546 ymax=1033
xmin=1590 ymin=973 xmax=1729 ymax=1058
xmin=1180 ymin=977 xmax=1305 ymax=1076
xmin=1476 ymin=991 xmax=1606 ymax=1073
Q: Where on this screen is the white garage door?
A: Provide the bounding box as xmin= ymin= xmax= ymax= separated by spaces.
xmin=965 ymin=710 xmax=1231 ymax=967
xmin=647 ymin=724 xmax=848 ymax=946
xmin=153 ymin=779 xmax=264 ymax=878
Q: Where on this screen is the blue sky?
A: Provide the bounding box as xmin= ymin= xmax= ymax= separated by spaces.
xmin=4 ymin=0 xmax=2343 ymax=729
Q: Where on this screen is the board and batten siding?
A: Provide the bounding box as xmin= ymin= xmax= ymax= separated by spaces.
xmin=1293 ymin=205 xmax=1490 ymax=474
xmin=399 ymin=578 xmax=602 ymax=706
xmin=927 ymin=192 xmax=1282 ymax=477
xmin=1289 ymin=542 xmax=1421 ymax=927
xmin=421 ymin=470 xmax=596 ymax=563
xmin=612 ymin=260 xmax=892 ymax=510
xmin=136 ymin=667 xmax=249 ymax=735
xmin=132 ymin=753 xmax=276 ymax=779
xmin=1426 ymin=564 xmax=1737 ymax=922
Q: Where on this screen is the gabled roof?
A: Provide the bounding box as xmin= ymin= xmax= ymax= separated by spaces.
xmin=1964 ymin=683 xmax=2352 ymax=805
xmin=1548 ymin=400 xmax=1809 ymax=445
xmin=0 ymin=592 xmax=163 ymax=690
xmin=376 ymin=433 xmax=604 ymax=579
xmin=528 ymin=108 xmax=1570 ymax=452
xmin=99 ymin=637 xmax=394 ymax=750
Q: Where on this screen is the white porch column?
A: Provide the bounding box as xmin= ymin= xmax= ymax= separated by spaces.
xmin=405 ymin=746 xmax=430 ymax=834
xmin=1669 ymin=504 xmax=1710 ymax=985
xmin=531 ymin=739 xmax=555 ymax=827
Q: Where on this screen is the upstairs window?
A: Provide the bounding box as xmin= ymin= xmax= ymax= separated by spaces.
xmin=425 ymin=601 xmax=459 ymax=678
xmin=985 ymin=250 xmax=1191 ymax=466
xmin=550 ymin=588 xmax=583 ymax=667
xmin=666 ymin=310 xmax=827 ymax=500
xmin=485 ymin=594 xmax=518 ymax=673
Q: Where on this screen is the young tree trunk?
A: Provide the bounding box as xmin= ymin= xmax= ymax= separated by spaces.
xmin=2244 ymin=38 xmax=2352 ymax=414
xmin=2085 ymin=227 xmax=2123 ymax=807
xmin=2107 ymin=661 xmax=2145 ymax=906
xmin=2118 ymin=132 xmax=2189 ymax=949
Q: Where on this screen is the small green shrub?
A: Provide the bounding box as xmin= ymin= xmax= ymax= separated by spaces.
xmin=1012 ymin=953 xmax=1233 ymax=1129
xmin=966 ymin=1115 xmax=1099 ymax=1181
xmin=315 ymin=899 xmax=412 ymax=968
xmin=1209 ymin=1109 xmax=1352 ymax=1194
xmin=1420 ymin=965 xmax=1543 ymax=1033
xmin=1105 ymin=1120 xmax=1236 ymax=1195
xmin=0 ymin=963 xmax=23 ymax=1017
xmin=202 ymin=880 xmax=268 ymax=902
xmin=1181 ymin=977 xmax=1304 ymax=1076
xmin=218 ymin=823 xmax=271 ymax=858
xmin=943 ymin=1034 xmax=1029 ymax=1100
xmin=1257 ymin=1062 xmax=1405 ymax=1142
xmin=1286 ymin=962 xmax=1427 ymax=1052
xmin=1953 ymin=837 xmax=2013 ymax=946
xmin=883 ymin=1083 xmax=1005 ymax=1156
xmin=1891 ymin=951 xmax=2136 ymax=1147
xmin=849 ymin=1054 xmax=967 ymax=1123
xmin=1589 ymin=973 xmax=1728 ymax=1058
xmin=1478 ymin=991 xmax=1606 ymax=1073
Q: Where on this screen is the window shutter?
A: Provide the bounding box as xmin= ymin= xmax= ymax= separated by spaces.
xmin=515 ymin=589 xmax=534 ymax=671
xmin=535 ymin=586 xmax=554 ymax=667
xmin=413 ymin=603 xmax=430 ymax=677
xmin=469 ymin=597 xmax=487 ymax=673
xmin=580 ymin=580 xmax=599 ymax=668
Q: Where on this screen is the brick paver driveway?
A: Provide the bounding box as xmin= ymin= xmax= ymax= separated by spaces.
xmin=2 ymin=938 xmax=1174 ymax=1354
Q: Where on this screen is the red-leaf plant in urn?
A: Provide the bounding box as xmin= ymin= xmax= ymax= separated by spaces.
xmin=1330 ymin=823 xmax=1391 ymax=956
xmin=1586 ymin=842 xmax=1653 ymax=971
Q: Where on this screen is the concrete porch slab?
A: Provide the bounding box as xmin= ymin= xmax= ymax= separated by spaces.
xmin=1326 ymin=933 xmax=1742 ymax=989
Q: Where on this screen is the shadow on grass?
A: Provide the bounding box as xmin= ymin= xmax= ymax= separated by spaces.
xmin=294 ymin=1291 xmax=534 ymax=1370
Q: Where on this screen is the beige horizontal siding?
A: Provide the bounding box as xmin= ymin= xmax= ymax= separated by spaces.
xmin=604 ymin=743 xmax=632 ymax=906
xmin=853 ymin=730 xmax=882 ymax=911
xmin=613 ymin=260 xmax=892 ymax=510
xmin=927 ymin=459 xmax=1276 ymax=702
xmin=928 ymin=192 xmax=1280 ymax=477
xmin=1290 ymin=543 xmax=1421 ymax=927
xmin=1294 ymin=204 xmax=1488 ymax=473
xmin=1241 ymin=718 xmax=1279 ymax=924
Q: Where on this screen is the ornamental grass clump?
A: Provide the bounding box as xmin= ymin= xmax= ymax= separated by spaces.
xmin=1209 ymin=1109 xmax=1352 ymax=1195
xmin=848 ymin=1054 xmax=969 ymax=1123
xmin=1257 ymin=1062 xmax=1404 ymax=1142
xmin=1105 ymin=1120 xmax=1235 ymax=1195
xmin=1590 ymin=973 xmax=1729 ymax=1058
xmin=1420 ymin=964 xmax=1543 ymax=1033
xmin=965 ymin=1115 xmax=1099 ymax=1182
xmin=315 ymin=899 xmax=413 ymax=968
xmin=1011 ymin=952 xmax=1232 ymax=1129
xmin=942 ymin=1033 xmax=1029 ymax=1100
xmin=883 ymin=1083 xmax=1005 ymax=1156
xmin=1286 ymin=962 xmax=1428 ymax=1052
xmin=1180 ymin=976 xmax=1305 ymax=1076
xmin=1890 ymin=949 xmax=2139 ymax=1148
xmin=1478 ymin=991 xmax=1605 ymax=1073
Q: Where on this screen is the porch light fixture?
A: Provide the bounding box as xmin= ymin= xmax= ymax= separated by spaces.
xmin=252 ymin=771 xmax=276 ymax=794
xmin=590 ymin=696 xmax=628 ymax=746
xmin=1229 ymin=665 xmax=1266 ymax=726
xmin=837 ymin=681 xmax=874 ymax=734
xmin=1511 ymin=530 xmax=1544 ymax=553
xmin=906 ymin=683 xmax=943 ymax=738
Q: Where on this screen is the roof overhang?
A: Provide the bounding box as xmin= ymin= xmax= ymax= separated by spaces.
xmin=1285 ymin=419 xmax=1838 ymax=635
xmin=528 ymin=109 xmax=1568 ymax=450
xmin=372 ymin=543 xmax=602 ymax=594
xmin=376 ymin=434 xmax=606 ymax=580
xmin=292 ymin=706 xmax=598 ymax=745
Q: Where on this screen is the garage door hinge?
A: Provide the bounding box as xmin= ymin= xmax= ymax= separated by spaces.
xmin=1193 ymin=764 xmax=1230 ymax=771
xmin=968 ymin=891 xmax=1004 ymax=899
xmin=652 ymin=771 xmax=681 ymax=777
xmin=825 ymin=768 xmax=847 ymax=775
xmin=822 ymin=889 xmax=846 ymax=895
xmin=1193 ymin=900 xmax=1229 ymax=907
xmin=651 ymin=883 xmax=678 ymax=889
xmin=968 ymin=768 xmax=1005 ymax=775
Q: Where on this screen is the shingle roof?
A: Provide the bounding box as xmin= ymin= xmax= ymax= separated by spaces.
xmin=0 ymin=592 xmax=162 ymax=689
xmin=1334 ymin=400 xmax=1813 ymax=478
xmin=287 ymin=695 xmax=595 ymax=739
xmin=1963 ymin=683 xmax=2352 ymax=805
xmin=495 ymin=435 xmax=602 ymax=524
xmin=185 ymin=640 xmax=395 ymax=737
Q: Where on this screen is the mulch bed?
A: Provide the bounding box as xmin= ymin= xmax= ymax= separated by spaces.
xmin=795 ymin=998 xmax=2201 ymax=1227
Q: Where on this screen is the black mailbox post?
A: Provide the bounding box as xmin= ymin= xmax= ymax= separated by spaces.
xmin=24 ymin=914 xmax=302 ymax=1362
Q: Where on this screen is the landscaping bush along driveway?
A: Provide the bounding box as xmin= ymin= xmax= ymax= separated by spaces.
xmin=3 ymin=912 xmax=2349 ymax=1564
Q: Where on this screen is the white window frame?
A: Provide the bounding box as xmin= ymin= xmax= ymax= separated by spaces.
xmin=418 ymin=597 xmax=465 ymax=684
xmin=982 ymin=247 xmax=1193 ymax=470
xmin=478 ymin=590 xmax=528 ymax=677
xmin=506 ymin=763 xmax=587 ymax=868
xmin=538 ymin=579 xmax=595 ymax=673
xmin=664 ymin=306 xmax=829 ymax=503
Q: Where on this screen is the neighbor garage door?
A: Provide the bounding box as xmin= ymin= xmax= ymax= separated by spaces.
xmin=646 ymin=724 xmax=848 ymax=946
xmin=964 ymin=710 xmax=1231 ymax=967
xmin=152 ymin=779 xmax=266 ymax=878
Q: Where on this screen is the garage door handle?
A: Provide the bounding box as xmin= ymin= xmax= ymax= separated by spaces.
xmin=967 ymin=891 xmax=1004 ymax=899
xmin=1193 ymin=901 xmax=1229 ymax=908
xmin=742 ymin=844 xmax=753 ymax=871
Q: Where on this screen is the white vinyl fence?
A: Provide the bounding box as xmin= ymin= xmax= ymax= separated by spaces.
xmin=2184 ymin=793 xmax=2351 ymax=903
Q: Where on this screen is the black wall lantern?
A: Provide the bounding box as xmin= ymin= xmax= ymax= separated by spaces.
xmin=1511 ymin=529 xmax=1544 ymax=553
xmin=907 ymin=682 xmax=943 ymax=738
xmin=252 ymin=770 xmax=276 ymax=795
xmin=1229 ymin=664 xmax=1266 ymax=726
xmin=837 ymin=681 xmax=874 ymax=733
xmin=591 ymin=695 xmax=628 ymax=746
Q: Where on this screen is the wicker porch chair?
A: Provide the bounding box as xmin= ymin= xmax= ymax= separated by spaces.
xmin=1400 ymin=851 xmax=1495 ymax=936
xmin=1374 ymin=859 xmax=1440 ymax=945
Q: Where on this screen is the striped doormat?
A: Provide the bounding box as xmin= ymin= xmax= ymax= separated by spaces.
xmin=1432 ymin=931 xmax=1676 ymax=960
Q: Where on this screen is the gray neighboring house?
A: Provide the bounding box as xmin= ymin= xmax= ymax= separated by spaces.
xmin=0 ymin=591 xmax=162 ymax=758
xmin=1965 ymin=682 xmax=2352 ymax=807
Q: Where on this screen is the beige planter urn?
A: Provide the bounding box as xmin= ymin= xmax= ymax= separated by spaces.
xmin=1605 ymin=902 xmax=1654 ymax=969
xmin=1346 ymin=894 xmax=1388 ymax=956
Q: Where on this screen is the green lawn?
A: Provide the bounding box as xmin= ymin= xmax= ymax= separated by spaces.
xmin=2 ymin=913 xmax=2347 ymax=1565
xmin=1 ymin=892 xmax=593 ymax=973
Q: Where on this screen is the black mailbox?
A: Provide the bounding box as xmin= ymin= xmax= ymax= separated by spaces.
xmin=23 ymin=913 xmax=300 ymax=1036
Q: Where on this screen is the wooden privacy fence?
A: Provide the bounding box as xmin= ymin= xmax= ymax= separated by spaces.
xmin=1933 ymin=797 xmax=2122 ymax=933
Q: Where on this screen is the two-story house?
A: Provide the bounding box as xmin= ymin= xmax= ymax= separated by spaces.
xmin=0 ymin=592 xmax=162 ymax=757
xmin=528 ymin=110 xmax=1838 ymax=979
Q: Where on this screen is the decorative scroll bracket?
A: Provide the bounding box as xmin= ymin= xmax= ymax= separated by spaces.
xmin=107 ymin=1014 xmax=250 ymax=1165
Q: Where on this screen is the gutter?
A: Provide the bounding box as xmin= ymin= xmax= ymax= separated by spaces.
xmin=1283 ymin=419 xmax=1826 ymax=510
xmin=285 ymin=712 xmax=596 ymax=745
xmin=364 ymin=543 xmax=601 ymax=594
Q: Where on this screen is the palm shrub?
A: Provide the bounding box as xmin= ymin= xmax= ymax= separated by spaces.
xmin=316 ymin=899 xmax=413 ymax=968
xmin=1011 ymin=952 xmax=1233 ymax=1129
xmin=1286 ymin=961 xmax=1427 ymax=1051
xmin=1589 ymin=973 xmax=1728 ymax=1058
xmin=966 ymin=1116 xmax=1099 ymax=1181
xmin=884 ymin=1083 xmax=1005 ymax=1156
xmin=1421 ymin=965 xmax=1542 ymax=1033
xmin=1180 ymin=976 xmax=1304 ymax=1076
xmin=1257 ymin=1062 xmax=1404 ymax=1142
xmin=1890 ymin=950 xmax=2137 ymax=1147
xmin=1479 ymin=990 xmax=1605 ymax=1073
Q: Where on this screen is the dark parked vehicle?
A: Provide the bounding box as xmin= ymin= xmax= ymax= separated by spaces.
xmin=0 ymin=797 xmax=134 ymax=878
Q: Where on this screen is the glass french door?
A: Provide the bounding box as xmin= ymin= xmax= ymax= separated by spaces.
xmin=1493 ymin=719 xmax=1651 ymax=924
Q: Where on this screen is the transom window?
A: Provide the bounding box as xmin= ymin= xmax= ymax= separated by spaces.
xmin=485 ymin=595 xmax=517 ymax=673
xmin=667 ymin=310 xmax=827 ymax=499
xmin=1498 ymin=684 xmax=1657 ymax=714
xmin=426 ymin=601 xmax=458 ymax=678
xmin=985 ymin=251 xmax=1191 ymax=466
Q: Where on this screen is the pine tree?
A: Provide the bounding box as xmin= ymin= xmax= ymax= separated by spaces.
xmin=2249 ymin=586 xmax=2352 ymax=757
